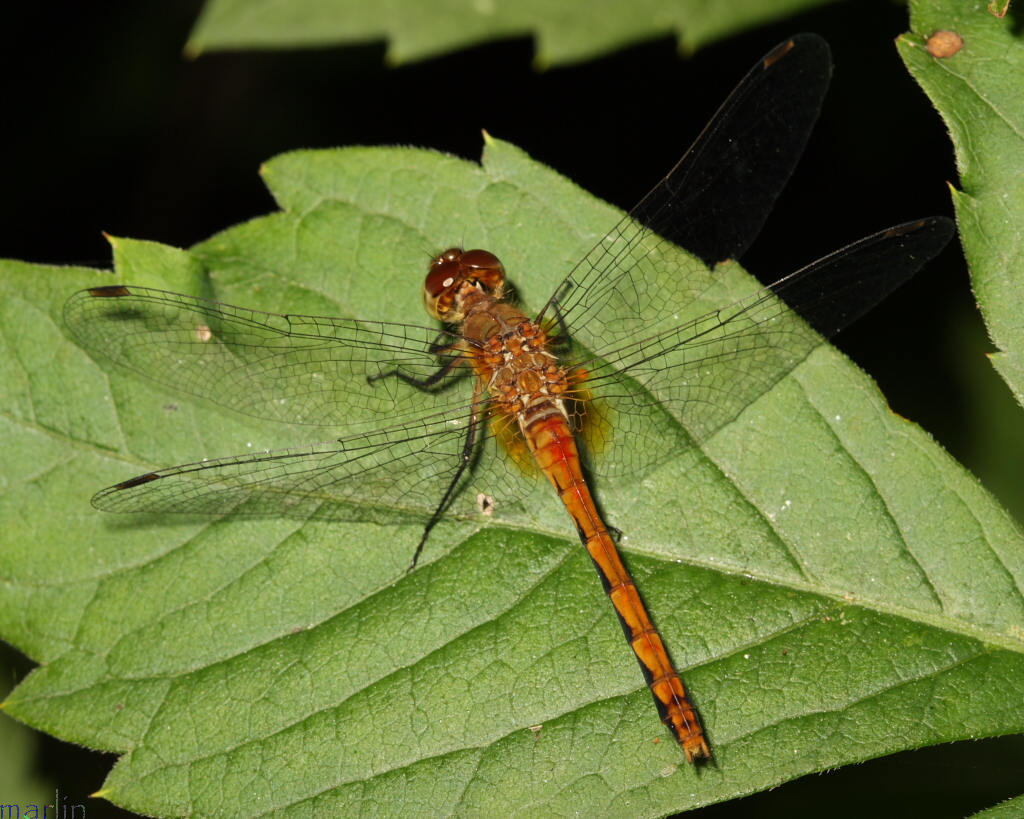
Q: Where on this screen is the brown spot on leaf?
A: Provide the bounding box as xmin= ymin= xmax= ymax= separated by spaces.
xmin=926 ymin=30 xmax=963 ymax=58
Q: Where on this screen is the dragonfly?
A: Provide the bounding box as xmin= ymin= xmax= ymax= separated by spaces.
xmin=64 ymin=33 xmax=953 ymax=763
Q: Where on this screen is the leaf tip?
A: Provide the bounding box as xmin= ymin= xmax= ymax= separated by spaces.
xmin=182 ymin=39 xmax=202 ymax=61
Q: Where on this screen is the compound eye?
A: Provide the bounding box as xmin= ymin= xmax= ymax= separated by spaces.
xmin=459 ymin=249 xmax=505 ymax=297
xmin=424 ymin=258 xmax=460 ymax=300
xmin=460 ymin=249 xmax=504 ymax=275
xmin=424 ymin=249 xmax=465 ymax=320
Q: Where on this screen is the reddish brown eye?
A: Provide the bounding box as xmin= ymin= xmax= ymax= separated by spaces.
xmin=459 ymin=248 xmax=506 ymax=297
xmin=423 ymin=246 xmax=505 ymax=321
xmin=424 ymin=259 xmax=460 ymax=299
xmin=423 ymin=250 xmax=465 ymax=321
xmin=435 ymin=247 xmax=462 ymax=265
xmin=460 ymin=249 xmax=503 ymax=274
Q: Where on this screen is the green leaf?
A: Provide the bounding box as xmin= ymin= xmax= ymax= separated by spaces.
xmin=186 ymin=0 xmax=839 ymax=66
xmin=0 ymin=648 xmax=53 ymax=813
xmin=899 ymin=3 xmax=1024 ymax=409
xmin=970 ymin=794 xmax=1024 ymax=818
xmin=2 ymin=137 xmax=1022 ymax=818
xmin=971 ymin=793 xmax=1024 ymax=819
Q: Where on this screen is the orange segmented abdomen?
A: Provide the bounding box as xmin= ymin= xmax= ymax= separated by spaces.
xmin=523 ymin=410 xmax=710 ymax=762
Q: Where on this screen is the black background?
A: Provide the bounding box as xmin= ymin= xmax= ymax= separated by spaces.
xmin=2 ymin=1 xmax=1023 ymax=816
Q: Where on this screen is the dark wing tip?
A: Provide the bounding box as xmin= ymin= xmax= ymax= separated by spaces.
xmin=86 ymin=285 xmax=132 ymax=298
xmin=92 ymin=472 xmax=161 ymax=510
xmin=887 ymin=215 xmax=956 ymax=243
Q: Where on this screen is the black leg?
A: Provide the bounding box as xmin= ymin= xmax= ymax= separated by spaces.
xmin=545 ymin=291 xmax=574 ymax=353
xmin=409 ymin=380 xmax=487 ymax=570
xmin=367 ymin=332 xmax=466 ymax=391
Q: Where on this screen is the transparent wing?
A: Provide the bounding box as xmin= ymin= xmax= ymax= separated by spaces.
xmin=89 ymin=398 xmax=541 ymax=524
xmin=569 ymin=218 xmax=955 ymax=479
xmin=66 ymin=33 xmax=950 ymax=528
xmin=540 ymin=33 xmax=832 ymax=352
xmin=64 ymin=285 xmax=472 ymax=432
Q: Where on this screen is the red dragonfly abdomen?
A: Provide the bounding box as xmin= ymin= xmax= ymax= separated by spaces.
xmin=523 ymin=408 xmax=710 ymax=762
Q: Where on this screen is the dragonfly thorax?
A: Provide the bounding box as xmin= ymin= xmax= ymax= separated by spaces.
xmin=423 ymin=247 xmax=506 ymax=322
xmin=476 ymin=320 xmax=571 ymax=429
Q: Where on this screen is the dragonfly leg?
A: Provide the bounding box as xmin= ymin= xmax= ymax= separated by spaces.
xmin=408 ymin=379 xmax=487 ymax=570
xmin=367 ymin=345 xmax=466 ymax=391
xmin=425 ymin=330 xmax=462 ymax=356
xmin=544 ymin=293 xmax=574 ymax=354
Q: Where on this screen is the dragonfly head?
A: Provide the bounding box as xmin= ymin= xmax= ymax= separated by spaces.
xmin=424 ymin=248 xmax=506 ymax=322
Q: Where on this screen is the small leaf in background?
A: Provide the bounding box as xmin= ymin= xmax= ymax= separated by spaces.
xmin=900 ymin=0 xmax=1024 ymax=409
xmin=971 ymin=793 xmax=1024 ymax=819
xmin=186 ymin=0 xmax=841 ymax=66
xmin=0 ymin=646 xmax=53 ymax=813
